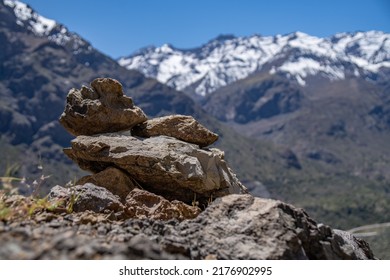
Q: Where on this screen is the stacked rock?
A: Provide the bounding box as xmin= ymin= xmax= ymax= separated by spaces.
xmin=55 ymin=78 xmax=247 ymax=221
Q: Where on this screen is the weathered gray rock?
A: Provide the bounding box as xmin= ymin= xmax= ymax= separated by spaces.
xmin=162 ymin=194 xmax=375 ymax=260
xmin=132 ymin=115 xmax=218 ymax=147
xmin=63 ymin=134 xmax=247 ymax=205
xmin=0 ymin=193 xmax=375 ymax=259
xmin=48 ymin=184 xmax=124 ymax=213
xmin=59 ymin=78 xmax=147 ymax=136
xmin=76 ymin=167 xmax=135 ymax=202
xmin=125 ymin=188 xmax=201 ymax=221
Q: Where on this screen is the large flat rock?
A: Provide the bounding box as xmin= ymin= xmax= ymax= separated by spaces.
xmin=64 ymin=134 xmax=247 ymax=204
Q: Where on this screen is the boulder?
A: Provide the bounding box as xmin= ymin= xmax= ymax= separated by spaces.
xmin=162 ymin=194 xmax=375 ymax=259
xmin=59 ymin=78 xmax=147 ymax=136
xmin=76 ymin=167 xmax=136 ymax=202
xmin=125 ymin=188 xmax=201 ymax=221
xmin=132 ymin=115 xmax=218 ymax=147
xmin=48 ymin=184 xmax=124 ymax=213
xmin=63 ymin=134 xmax=247 ymax=205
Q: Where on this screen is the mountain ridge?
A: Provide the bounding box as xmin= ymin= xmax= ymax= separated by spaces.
xmin=118 ymin=30 xmax=390 ymax=96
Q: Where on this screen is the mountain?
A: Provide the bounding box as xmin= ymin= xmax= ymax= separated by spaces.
xmin=118 ymin=31 xmax=390 ymax=97
xmin=203 ymin=69 xmax=390 ymax=225
xmin=0 ymin=0 xmax=290 ymax=201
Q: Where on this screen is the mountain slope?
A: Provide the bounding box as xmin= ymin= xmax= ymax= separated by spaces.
xmin=118 ymin=31 xmax=390 ymax=97
xmin=203 ymin=69 xmax=390 ymax=229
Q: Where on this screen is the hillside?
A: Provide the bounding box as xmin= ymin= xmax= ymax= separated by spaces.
xmin=202 ymin=70 xmax=390 ymax=227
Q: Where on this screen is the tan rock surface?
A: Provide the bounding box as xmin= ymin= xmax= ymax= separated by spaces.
xmin=125 ymin=188 xmax=201 ymax=221
xmin=59 ymin=78 xmax=147 ymax=136
xmin=132 ymin=115 xmax=218 ymax=147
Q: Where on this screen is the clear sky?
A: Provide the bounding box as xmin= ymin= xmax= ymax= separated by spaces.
xmin=22 ymin=0 xmax=390 ymax=58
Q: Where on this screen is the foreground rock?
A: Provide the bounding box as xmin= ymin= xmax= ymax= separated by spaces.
xmin=0 ymin=194 xmax=374 ymax=259
xmin=163 ymin=194 xmax=375 ymax=259
xmin=64 ymin=134 xmax=247 ymax=204
xmin=49 ymin=184 xmax=124 ymax=214
xmin=59 ymin=78 xmax=147 ymax=136
xmin=0 ymin=217 xmax=185 ymax=260
xmin=132 ymin=115 xmax=219 ymax=147
xmin=125 ymin=188 xmax=201 ymax=221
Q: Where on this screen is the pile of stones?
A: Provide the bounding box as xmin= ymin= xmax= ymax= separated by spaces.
xmin=54 ymin=77 xmax=247 ymax=221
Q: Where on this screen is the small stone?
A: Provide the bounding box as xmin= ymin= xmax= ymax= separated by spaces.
xmin=125 ymin=188 xmax=201 ymax=221
xmin=76 ymin=167 xmax=136 ymax=202
xmin=59 ymin=78 xmax=147 ymax=136
xmin=132 ymin=115 xmax=218 ymax=147
xmin=48 ymin=184 xmax=124 ymax=214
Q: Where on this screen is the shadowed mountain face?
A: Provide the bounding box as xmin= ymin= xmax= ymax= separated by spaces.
xmin=204 ymin=71 xmax=390 ymax=180
xmin=202 ymin=70 xmax=390 ymax=231
xmin=2 ymin=0 xmax=390 ymax=243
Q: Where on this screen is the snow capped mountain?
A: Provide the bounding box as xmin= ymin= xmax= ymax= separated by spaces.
xmin=118 ymin=31 xmax=390 ymax=96
xmin=4 ymin=0 xmax=90 ymax=53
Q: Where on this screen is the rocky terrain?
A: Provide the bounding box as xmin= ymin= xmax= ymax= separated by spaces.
xmin=0 ymin=194 xmax=375 ymax=260
xmin=1 ymin=0 xmax=389 ymax=258
xmin=0 ymin=78 xmax=375 ymax=259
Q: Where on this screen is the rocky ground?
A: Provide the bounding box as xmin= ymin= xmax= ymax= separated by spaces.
xmin=0 ymin=194 xmax=375 ymax=260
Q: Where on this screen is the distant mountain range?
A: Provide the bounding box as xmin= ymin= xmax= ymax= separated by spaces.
xmin=118 ymin=31 xmax=390 ymax=96
xmin=2 ymin=0 xmax=390 ymax=246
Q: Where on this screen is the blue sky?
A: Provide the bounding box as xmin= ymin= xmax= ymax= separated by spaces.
xmin=22 ymin=0 xmax=390 ymax=58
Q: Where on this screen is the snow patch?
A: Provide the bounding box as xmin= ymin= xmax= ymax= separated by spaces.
xmin=5 ymin=0 xmax=56 ymax=35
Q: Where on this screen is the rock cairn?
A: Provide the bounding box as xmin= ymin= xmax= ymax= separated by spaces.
xmin=56 ymin=78 xmax=247 ymax=221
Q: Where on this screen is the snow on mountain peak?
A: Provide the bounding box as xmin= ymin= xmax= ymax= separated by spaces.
xmin=4 ymin=0 xmax=56 ymax=35
xmin=4 ymin=0 xmax=90 ymax=53
xmin=118 ymin=31 xmax=390 ymax=96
